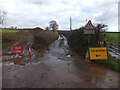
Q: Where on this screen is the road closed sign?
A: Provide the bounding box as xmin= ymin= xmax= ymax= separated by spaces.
xmin=12 ymin=45 xmax=24 ymax=54
xmin=89 ymin=47 xmax=108 ymax=60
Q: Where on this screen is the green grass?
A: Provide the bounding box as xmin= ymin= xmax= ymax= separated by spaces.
xmin=105 ymin=32 xmax=119 ymax=43
xmin=2 ymin=42 xmax=13 ymax=49
xmin=95 ymin=56 xmax=120 ymax=72
xmin=2 ymin=29 xmax=19 ymax=49
xmin=2 ymin=29 xmax=58 ymax=50
xmin=2 ymin=29 xmax=19 ymax=33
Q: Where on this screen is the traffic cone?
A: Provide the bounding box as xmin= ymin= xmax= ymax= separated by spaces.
xmin=85 ymin=50 xmax=90 ymax=62
xmin=28 ymin=46 xmax=32 ymax=64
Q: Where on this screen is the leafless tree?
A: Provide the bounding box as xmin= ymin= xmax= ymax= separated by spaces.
xmin=49 ymin=20 xmax=58 ymax=31
xmin=95 ymin=23 xmax=108 ymax=46
xmin=46 ymin=27 xmax=49 ymax=31
xmin=0 ymin=10 xmax=7 ymax=25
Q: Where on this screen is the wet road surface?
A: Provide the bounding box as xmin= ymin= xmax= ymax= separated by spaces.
xmin=2 ymin=35 xmax=118 ymax=88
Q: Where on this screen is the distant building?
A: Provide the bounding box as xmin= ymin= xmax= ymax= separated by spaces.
xmin=34 ymin=27 xmax=44 ymax=31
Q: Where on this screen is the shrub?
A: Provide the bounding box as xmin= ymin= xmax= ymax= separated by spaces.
xmin=33 ymin=31 xmax=59 ymax=49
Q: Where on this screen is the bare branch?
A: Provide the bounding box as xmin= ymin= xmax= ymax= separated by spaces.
xmin=0 ymin=10 xmax=7 ymax=25
xmin=49 ymin=20 xmax=58 ymax=31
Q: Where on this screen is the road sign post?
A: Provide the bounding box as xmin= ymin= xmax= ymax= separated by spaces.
xmin=84 ymin=20 xmax=95 ymax=47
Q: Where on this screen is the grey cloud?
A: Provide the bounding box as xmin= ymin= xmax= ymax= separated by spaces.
xmin=0 ymin=0 xmax=118 ymax=32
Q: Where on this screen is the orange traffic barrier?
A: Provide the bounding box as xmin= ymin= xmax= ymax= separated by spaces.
xmin=85 ymin=50 xmax=90 ymax=62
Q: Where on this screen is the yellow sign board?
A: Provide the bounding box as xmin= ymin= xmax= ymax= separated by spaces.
xmin=89 ymin=47 xmax=108 ymax=60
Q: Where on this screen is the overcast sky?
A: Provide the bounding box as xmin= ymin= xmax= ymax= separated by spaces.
xmin=0 ymin=0 xmax=119 ymax=31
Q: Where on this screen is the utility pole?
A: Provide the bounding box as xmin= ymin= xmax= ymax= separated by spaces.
xmin=70 ymin=17 xmax=72 ymax=31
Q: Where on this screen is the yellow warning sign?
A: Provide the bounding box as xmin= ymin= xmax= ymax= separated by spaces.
xmin=89 ymin=47 xmax=108 ymax=60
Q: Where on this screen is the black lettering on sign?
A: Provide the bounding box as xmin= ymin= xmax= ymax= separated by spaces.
xmin=96 ymin=50 xmax=98 ymax=52
xmin=91 ymin=49 xmax=106 ymax=53
xmin=96 ymin=55 xmax=99 ymax=57
xmin=99 ymin=50 xmax=105 ymax=52
xmin=96 ymin=55 xmax=101 ymax=57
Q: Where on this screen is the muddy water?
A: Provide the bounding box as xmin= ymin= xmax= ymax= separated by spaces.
xmin=2 ymin=35 xmax=118 ymax=88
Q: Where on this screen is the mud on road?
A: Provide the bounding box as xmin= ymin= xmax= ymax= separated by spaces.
xmin=2 ymin=35 xmax=118 ymax=88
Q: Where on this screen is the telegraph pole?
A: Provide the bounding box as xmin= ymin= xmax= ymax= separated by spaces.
xmin=70 ymin=17 xmax=72 ymax=31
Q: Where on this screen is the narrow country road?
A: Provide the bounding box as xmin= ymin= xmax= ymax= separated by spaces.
xmin=2 ymin=35 xmax=118 ymax=88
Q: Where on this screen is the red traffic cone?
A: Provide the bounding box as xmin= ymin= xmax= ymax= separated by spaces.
xmin=85 ymin=50 xmax=90 ymax=62
xmin=28 ymin=46 xmax=32 ymax=64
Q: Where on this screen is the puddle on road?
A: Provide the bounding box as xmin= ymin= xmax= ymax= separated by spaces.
xmin=3 ymin=35 xmax=119 ymax=88
xmin=72 ymin=62 xmax=119 ymax=88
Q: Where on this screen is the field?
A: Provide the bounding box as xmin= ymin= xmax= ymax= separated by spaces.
xmin=2 ymin=29 xmax=19 ymax=49
xmin=92 ymin=32 xmax=119 ymax=71
xmin=105 ymin=32 xmax=119 ymax=43
xmin=2 ymin=29 xmax=59 ymax=51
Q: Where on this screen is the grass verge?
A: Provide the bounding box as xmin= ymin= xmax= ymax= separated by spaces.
xmin=60 ymin=30 xmax=120 ymax=72
xmin=2 ymin=29 xmax=30 ymax=50
xmin=2 ymin=29 xmax=19 ymax=49
xmin=104 ymin=32 xmax=119 ymax=43
xmin=95 ymin=56 xmax=120 ymax=72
